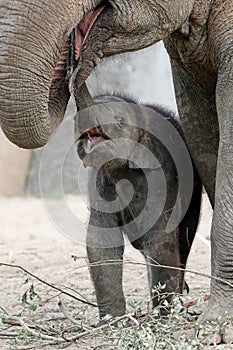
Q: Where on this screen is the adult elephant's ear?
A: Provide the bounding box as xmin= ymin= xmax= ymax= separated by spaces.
xmin=129 ymin=142 xmax=161 ymax=169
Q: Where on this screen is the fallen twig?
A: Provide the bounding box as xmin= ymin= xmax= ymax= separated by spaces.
xmin=58 ymin=283 xmax=92 ymax=304
xmin=87 ymin=259 xmax=233 ymax=289
xmin=1 ymin=317 xmax=36 ymax=329
xmin=0 ymin=305 xmax=8 ymax=315
xmin=70 ymin=256 xmax=220 ymax=288
xmin=14 ymin=341 xmax=66 ymax=350
xmin=58 ymin=297 xmax=89 ymax=330
xmin=0 ymin=262 xmax=97 ymax=307
xmin=0 ymin=332 xmax=19 ymax=337
xmin=197 ymin=233 xmax=211 ymax=249
xmin=127 ymin=314 xmax=139 ymax=326
xmin=2 ymin=316 xmax=64 ymax=342
xmin=62 ymin=313 xmax=138 ymax=342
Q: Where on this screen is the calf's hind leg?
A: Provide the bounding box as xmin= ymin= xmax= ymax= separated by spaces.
xmin=132 ymin=229 xmax=183 ymax=311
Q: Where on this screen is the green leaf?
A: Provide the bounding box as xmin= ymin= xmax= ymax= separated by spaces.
xmin=23 ymin=277 xmax=29 ymax=285
xmin=21 ymin=291 xmax=28 ymax=305
xmin=29 ymin=304 xmax=37 ymax=311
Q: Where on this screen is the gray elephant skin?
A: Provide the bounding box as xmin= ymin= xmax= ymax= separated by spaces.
xmin=0 ymin=0 xmax=232 ymax=338
xmin=75 ymin=94 xmax=202 ymax=319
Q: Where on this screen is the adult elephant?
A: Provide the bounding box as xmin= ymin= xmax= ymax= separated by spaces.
xmin=0 ymin=0 xmax=232 ymax=343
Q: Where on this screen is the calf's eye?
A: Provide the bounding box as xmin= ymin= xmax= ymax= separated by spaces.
xmin=114 ymin=115 xmax=125 ymax=124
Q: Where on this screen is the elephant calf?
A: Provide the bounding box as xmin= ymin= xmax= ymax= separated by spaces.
xmin=75 ymin=94 xmax=202 ymax=320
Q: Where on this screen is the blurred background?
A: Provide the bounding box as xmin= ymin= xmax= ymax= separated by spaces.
xmin=0 ymin=42 xmax=176 ymax=197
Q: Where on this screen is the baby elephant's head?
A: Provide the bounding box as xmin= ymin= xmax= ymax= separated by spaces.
xmin=75 ymin=95 xmax=159 ymax=174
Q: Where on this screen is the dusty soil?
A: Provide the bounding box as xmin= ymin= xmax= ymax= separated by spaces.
xmin=0 ymin=193 xmax=228 ymax=350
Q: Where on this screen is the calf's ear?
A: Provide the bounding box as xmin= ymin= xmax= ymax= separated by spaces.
xmin=129 ymin=144 xmax=161 ymax=169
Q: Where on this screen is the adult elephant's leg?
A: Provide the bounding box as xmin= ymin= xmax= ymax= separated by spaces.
xmin=198 ymin=62 xmax=233 ymax=342
xmin=171 ymin=61 xmax=219 ymax=207
xmin=86 ymin=222 xmax=125 ymax=319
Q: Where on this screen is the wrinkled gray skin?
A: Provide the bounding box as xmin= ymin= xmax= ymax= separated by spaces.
xmin=75 ymin=94 xmax=202 ymax=319
xmin=0 ymin=0 xmax=232 ymax=339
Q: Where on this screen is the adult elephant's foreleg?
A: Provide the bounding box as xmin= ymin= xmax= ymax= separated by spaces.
xmin=171 ymin=61 xmax=219 ymax=207
xmin=198 ymin=64 xmax=233 ymax=342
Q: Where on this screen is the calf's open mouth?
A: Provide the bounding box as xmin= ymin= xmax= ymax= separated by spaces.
xmin=79 ymin=127 xmax=110 ymax=150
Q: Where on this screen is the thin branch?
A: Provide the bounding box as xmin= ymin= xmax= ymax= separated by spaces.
xmin=93 ymin=345 xmax=117 ymax=350
xmin=0 ymin=262 xmax=97 ymax=307
xmin=62 ymin=313 xmax=137 ymax=342
xmin=15 ymin=341 xmax=66 ymax=350
xmin=1 ymin=317 xmax=36 ymax=329
xmin=88 ymin=259 xmax=233 ymax=289
xmin=57 ymin=283 xmax=92 ymax=304
xmin=196 ymin=233 xmax=211 ymax=249
xmin=0 ymin=305 xmax=8 ymax=315
xmin=2 ymin=316 xmax=64 ymax=342
xmin=58 ymin=297 xmax=89 ymax=330
xmin=0 ymin=332 xmax=19 ymax=337
xmin=40 ymin=292 xmax=61 ymax=305
xmin=127 ymin=314 xmax=139 ymax=326
xmin=0 ymin=324 xmax=14 ymax=333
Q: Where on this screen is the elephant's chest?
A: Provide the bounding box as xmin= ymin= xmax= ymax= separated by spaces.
xmin=117 ymin=168 xmax=175 ymax=238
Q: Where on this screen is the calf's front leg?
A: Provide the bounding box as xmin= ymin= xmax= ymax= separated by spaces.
xmin=87 ymin=218 xmax=125 ymax=319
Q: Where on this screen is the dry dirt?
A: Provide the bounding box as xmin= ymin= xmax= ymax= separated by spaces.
xmin=0 ymin=193 xmax=229 ymax=350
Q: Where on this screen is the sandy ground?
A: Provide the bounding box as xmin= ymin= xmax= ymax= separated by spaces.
xmin=0 ymin=193 xmax=224 ymax=350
